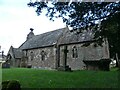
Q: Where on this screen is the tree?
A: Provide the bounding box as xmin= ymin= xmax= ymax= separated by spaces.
xmin=28 ymin=1 xmax=119 ymax=28
xmin=27 ymin=1 xmax=120 ymax=67
xmin=100 ymin=12 xmax=120 ymax=67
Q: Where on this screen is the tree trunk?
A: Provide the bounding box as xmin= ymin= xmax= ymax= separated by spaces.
xmin=115 ymin=53 xmax=119 ymax=68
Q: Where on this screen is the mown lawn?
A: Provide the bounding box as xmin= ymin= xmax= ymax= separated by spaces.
xmin=2 ymin=68 xmax=119 ymax=89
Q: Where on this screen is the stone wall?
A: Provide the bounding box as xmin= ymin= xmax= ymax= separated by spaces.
xmin=25 ymin=46 xmax=56 ymax=69
xmin=59 ymin=41 xmax=109 ymax=70
xmin=14 ymin=59 xmax=21 ymax=67
xmin=23 ymin=41 xmax=109 ymax=70
xmin=84 ymin=41 xmax=109 ymax=60
xmin=60 ymin=44 xmax=85 ymax=70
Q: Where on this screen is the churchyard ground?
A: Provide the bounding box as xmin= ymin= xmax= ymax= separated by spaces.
xmin=2 ymin=68 xmax=119 ymax=89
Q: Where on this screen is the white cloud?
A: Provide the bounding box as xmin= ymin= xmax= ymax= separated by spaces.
xmin=0 ymin=0 xmax=65 ymax=55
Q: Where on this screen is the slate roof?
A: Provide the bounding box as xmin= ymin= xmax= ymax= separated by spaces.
xmin=19 ymin=28 xmax=66 ymax=50
xmin=12 ymin=48 xmax=23 ymax=59
xmin=19 ymin=27 xmax=94 ymax=50
xmin=7 ymin=46 xmax=23 ymax=59
xmin=59 ymin=29 xmax=94 ymax=45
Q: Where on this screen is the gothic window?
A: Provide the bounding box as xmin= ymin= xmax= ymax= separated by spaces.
xmin=72 ymin=46 xmax=78 ymax=58
xmin=25 ymin=50 xmax=27 ymax=57
xmin=41 ymin=50 xmax=46 ymax=61
xmin=30 ymin=51 xmax=34 ymax=61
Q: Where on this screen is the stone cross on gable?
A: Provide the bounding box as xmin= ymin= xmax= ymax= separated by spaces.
xmin=63 ymin=45 xmax=69 ymax=67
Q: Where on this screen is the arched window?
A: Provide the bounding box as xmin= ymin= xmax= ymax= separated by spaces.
xmin=30 ymin=51 xmax=34 ymax=61
xmin=41 ymin=50 xmax=46 ymax=61
xmin=72 ymin=46 xmax=78 ymax=58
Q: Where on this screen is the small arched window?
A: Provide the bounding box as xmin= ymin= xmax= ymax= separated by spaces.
xmin=72 ymin=46 xmax=78 ymax=58
xmin=30 ymin=51 xmax=34 ymax=61
xmin=41 ymin=50 xmax=46 ymax=61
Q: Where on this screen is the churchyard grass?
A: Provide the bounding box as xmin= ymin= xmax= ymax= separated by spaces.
xmin=2 ymin=68 xmax=119 ymax=88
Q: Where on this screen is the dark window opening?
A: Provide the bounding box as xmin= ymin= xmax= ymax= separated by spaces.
xmin=30 ymin=51 xmax=34 ymax=61
xmin=41 ymin=50 xmax=46 ymax=61
xmin=72 ymin=46 xmax=78 ymax=58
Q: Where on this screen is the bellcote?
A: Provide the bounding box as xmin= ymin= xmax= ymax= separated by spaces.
xmin=27 ymin=28 xmax=35 ymax=40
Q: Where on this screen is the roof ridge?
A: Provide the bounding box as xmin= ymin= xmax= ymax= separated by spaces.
xmin=35 ymin=27 xmax=66 ymax=36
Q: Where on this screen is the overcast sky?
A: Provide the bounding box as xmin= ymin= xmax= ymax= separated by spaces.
xmin=0 ymin=0 xmax=66 ymax=55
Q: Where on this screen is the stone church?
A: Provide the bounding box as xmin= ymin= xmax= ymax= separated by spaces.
xmin=7 ymin=27 xmax=111 ymax=71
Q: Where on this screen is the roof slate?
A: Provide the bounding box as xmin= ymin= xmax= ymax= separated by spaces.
xmin=13 ymin=48 xmax=23 ymax=59
xmin=19 ymin=27 xmax=94 ymax=50
xmin=59 ymin=29 xmax=94 ymax=45
xmin=7 ymin=46 xmax=23 ymax=59
xmin=19 ymin=28 xmax=66 ymax=50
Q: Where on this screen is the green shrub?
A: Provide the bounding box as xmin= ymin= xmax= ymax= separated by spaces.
xmin=2 ymin=80 xmax=21 ymax=90
xmin=2 ymin=80 xmax=10 ymax=90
